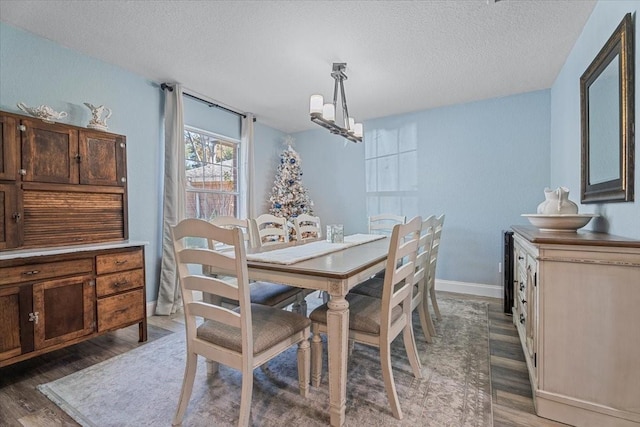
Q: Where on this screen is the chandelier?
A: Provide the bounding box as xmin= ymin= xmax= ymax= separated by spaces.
xmin=309 ymin=63 xmax=363 ymax=143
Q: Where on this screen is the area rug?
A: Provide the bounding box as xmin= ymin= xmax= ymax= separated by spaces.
xmin=38 ymin=296 xmax=492 ymax=426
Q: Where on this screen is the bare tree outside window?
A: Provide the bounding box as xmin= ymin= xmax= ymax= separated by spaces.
xmin=184 ymin=127 xmax=239 ymax=220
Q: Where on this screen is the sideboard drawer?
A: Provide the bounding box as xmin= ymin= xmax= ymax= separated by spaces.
xmin=96 ymin=269 xmax=144 ymax=297
xmin=96 ymin=249 xmax=143 ymax=275
xmin=0 ymin=258 xmax=93 ymax=285
xmin=97 ymin=288 xmax=144 ymax=332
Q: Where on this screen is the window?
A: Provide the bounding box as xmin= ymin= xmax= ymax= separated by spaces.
xmin=365 ymin=123 xmax=419 ymax=218
xmin=184 ymin=126 xmax=239 ymax=220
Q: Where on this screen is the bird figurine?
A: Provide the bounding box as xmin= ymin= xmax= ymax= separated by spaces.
xmin=84 ymin=103 xmax=112 ymax=131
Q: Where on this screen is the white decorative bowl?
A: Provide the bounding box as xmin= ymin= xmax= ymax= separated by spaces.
xmin=521 ymin=214 xmax=598 ymax=232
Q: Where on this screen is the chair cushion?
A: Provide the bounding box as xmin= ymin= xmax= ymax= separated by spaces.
xmin=350 ymin=277 xmax=384 ymax=298
xmin=309 ymin=293 xmax=403 ymax=335
xmin=351 ymin=277 xmax=420 ymax=299
xmin=249 ymin=282 xmax=301 ymax=306
xmin=217 ymin=281 xmax=301 ymax=307
xmin=197 ymin=303 xmax=311 ymax=355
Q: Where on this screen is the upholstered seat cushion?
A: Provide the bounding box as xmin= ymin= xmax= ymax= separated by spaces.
xmin=197 ymin=303 xmax=310 ymax=355
xmin=217 ymin=281 xmax=301 ymax=307
xmin=309 ymin=293 xmax=403 ymax=335
xmin=350 ymin=277 xmax=384 ymax=298
xmin=350 ymin=277 xmax=419 ymax=299
xmin=249 ymin=282 xmax=301 ymax=306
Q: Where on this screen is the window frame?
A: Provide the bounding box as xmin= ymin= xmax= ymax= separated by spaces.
xmin=183 ymin=125 xmax=241 ymax=220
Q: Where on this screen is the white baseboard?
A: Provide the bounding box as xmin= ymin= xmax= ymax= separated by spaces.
xmin=146 ymin=301 xmax=157 ymax=317
xmin=435 ymin=279 xmax=502 ymax=299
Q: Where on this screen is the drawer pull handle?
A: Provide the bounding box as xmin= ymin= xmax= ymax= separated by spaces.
xmin=113 ymin=281 xmax=129 ymax=287
xmin=22 ymin=270 xmax=40 ymax=276
xmin=115 ymin=308 xmax=128 ymax=315
xmin=518 ymin=256 xmax=524 ymax=260
xmin=115 ymin=260 xmax=128 ymax=265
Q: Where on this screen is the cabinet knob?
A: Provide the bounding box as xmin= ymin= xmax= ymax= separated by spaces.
xmin=18 ymin=124 xmax=26 ymax=132
xmin=518 ymin=256 xmax=524 ymax=260
xmin=19 ymin=169 xmax=26 ymax=176
xmin=12 ymin=212 xmax=21 ymax=223
xmin=521 ymin=298 xmax=527 ymax=304
xmin=519 ymin=314 xmax=525 ymax=324
xmin=28 ymin=311 xmax=40 ymax=324
xmin=120 ymin=177 xmax=126 ymax=183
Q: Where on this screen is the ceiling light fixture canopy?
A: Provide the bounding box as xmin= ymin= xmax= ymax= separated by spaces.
xmin=309 ymin=63 xmax=363 ymax=143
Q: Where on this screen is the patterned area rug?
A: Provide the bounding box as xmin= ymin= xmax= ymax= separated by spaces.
xmin=38 ymin=296 xmax=492 ymax=426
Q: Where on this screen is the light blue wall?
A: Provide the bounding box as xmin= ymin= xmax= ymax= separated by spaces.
xmin=253 ymin=123 xmax=289 ymax=215
xmin=0 ymin=22 xmax=283 ymax=302
xmin=292 ymin=131 xmax=367 ymax=236
xmin=0 ymin=22 xmax=164 ymax=302
xmin=183 ymin=95 xmax=241 ymax=140
xmin=296 ymin=91 xmax=551 ymax=286
xmin=551 ymin=1 xmax=640 ymax=239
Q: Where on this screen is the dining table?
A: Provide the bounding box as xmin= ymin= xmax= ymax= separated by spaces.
xmin=244 ymin=234 xmax=390 ymax=427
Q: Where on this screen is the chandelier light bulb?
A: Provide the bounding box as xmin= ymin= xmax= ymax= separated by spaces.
xmin=309 ymin=94 xmax=323 ymax=114
xmin=354 ymin=123 xmax=363 ymax=138
xmin=322 ymin=103 xmax=335 ymax=122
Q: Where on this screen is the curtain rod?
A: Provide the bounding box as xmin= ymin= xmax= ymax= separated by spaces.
xmin=160 ymin=83 xmax=255 ymax=122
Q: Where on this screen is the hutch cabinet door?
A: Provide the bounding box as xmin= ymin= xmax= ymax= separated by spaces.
xmin=79 ymin=131 xmax=126 ymax=187
xmin=0 ymin=113 xmax=18 ymax=181
xmin=0 ymin=183 xmax=21 ymax=250
xmin=0 ymin=285 xmax=33 ymax=362
xmin=20 ymin=119 xmax=79 ymax=185
xmin=32 ymin=275 xmax=95 ymax=350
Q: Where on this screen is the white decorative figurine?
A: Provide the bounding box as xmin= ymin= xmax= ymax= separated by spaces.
xmin=84 ymin=103 xmax=112 ymax=131
xmin=17 ymin=102 xmax=67 ymax=123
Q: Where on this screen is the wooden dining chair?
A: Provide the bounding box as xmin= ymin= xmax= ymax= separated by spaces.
xmin=309 ymin=216 xmax=423 ymax=420
xmin=293 ymin=213 xmax=322 ymax=240
xmin=250 ymin=213 xmax=289 ymax=247
xmin=249 ymin=214 xmax=309 ymax=315
xmin=425 ymin=214 xmax=445 ymax=335
xmin=170 ymin=218 xmax=311 ymax=427
xmin=351 ymin=215 xmax=437 ymax=343
xmin=368 ymin=213 xmax=406 ymax=235
xmin=204 ymin=216 xmax=304 ymax=314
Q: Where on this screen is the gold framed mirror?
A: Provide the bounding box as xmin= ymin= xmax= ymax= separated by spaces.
xmin=580 ymin=13 xmax=634 ymax=203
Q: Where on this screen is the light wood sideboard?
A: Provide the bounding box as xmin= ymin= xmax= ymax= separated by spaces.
xmin=511 ymin=226 xmax=640 ymax=427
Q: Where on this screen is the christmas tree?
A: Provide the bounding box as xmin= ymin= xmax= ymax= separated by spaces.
xmin=268 ymin=140 xmax=314 ymax=237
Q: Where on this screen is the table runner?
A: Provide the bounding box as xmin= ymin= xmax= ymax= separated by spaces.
xmin=245 ymin=234 xmax=385 ymax=265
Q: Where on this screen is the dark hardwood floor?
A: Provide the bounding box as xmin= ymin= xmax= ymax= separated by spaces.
xmin=1 ymin=292 xmax=567 ymax=426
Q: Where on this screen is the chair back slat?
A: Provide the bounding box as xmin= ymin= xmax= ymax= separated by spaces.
xmin=294 ymin=214 xmax=322 ymax=240
xmin=368 ymin=213 xmax=406 ymax=235
xmin=414 ymin=216 xmax=436 ymax=288
xmin=183 ymin=275 xmax=239 ymax=302
xmin=209 ymin=216 xmax=252 ymax=248
xmin=187 ymin=301 xmax=241 ymax=329
xmin=427 ymin=214 xmax=445 ymax=288
xmin=380 ymin=216 xmax=422 ymax=327
xmin=250 ymin=214 xmax=290 ymax=247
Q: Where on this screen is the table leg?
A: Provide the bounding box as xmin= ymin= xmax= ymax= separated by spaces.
xmin=326 ymin=282 xmax=349 ymax=426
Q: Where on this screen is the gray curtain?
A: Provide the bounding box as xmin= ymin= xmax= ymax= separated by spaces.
xmin=155 ymin=84 xmax=186 ymax=315
xmin=240 ymin=113 xmax=256 ymax=219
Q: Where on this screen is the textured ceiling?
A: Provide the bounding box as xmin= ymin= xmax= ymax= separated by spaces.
xmin=0 ymin=0 xmax=596 ymax=133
